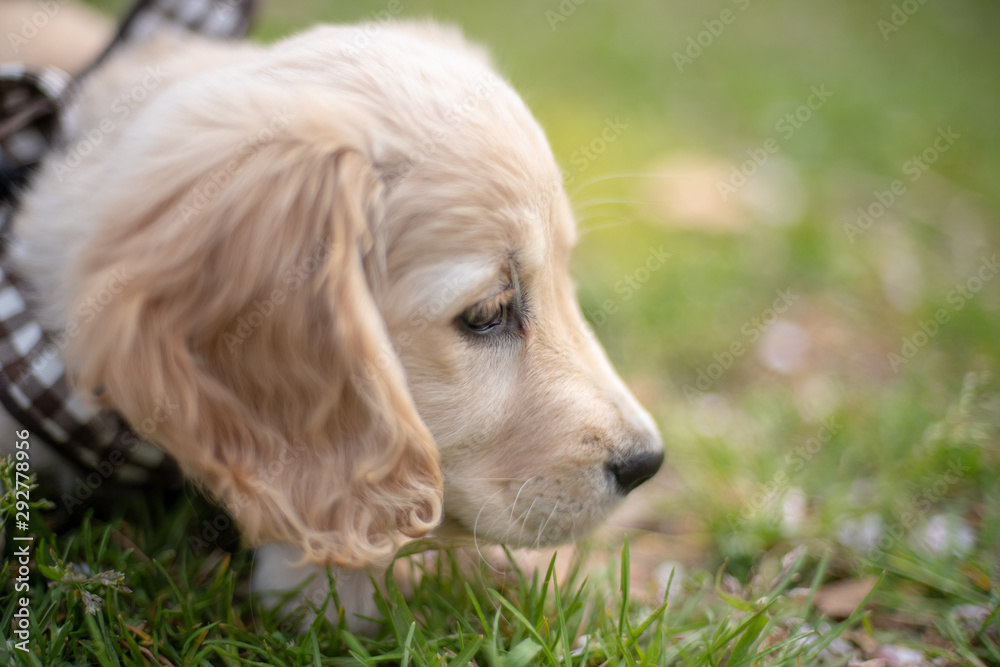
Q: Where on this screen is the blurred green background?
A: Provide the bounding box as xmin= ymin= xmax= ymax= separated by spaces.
xmin=82 ymin=0 xmax=1000 ymax=644
xmin=232 ymin=0 xmax=999 ymax=573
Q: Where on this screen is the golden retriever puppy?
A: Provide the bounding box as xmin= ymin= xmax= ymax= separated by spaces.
xmin=5 ymin=18 xmax=663 ymax=629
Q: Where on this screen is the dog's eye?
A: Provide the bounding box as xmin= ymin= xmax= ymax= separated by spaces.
xmin=460 ymin=288 xmax=515 ymax=335
xmin=460 ymin=301 xmax=508 ymax=334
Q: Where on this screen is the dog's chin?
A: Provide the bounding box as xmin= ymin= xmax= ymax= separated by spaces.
xmin=428 ymin=515 xmax=469 ymax=537
xmin=432 ymin=499 xmax=618 ymax=549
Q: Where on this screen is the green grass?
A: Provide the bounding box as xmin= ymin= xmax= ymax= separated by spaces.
xmin=0 ymin=484 xmax=888 ymax=666
xmin=4 ymin=0 xmax=1000 ymax=664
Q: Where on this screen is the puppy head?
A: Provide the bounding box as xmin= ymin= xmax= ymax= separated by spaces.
xmin=66 ymin=22 xmax=662 ymax=565
xmin=272 ymin=23 xmax=664 ymax=548
xmin=367 ymin=79 xmax=664 ymax=549
xmin=66 ymin=81 xmax=441 ymax=568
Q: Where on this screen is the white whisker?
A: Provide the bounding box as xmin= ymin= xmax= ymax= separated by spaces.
xmin=473 ymin=486 xmax=508 ymax=573
xmin=578 ymin=218 xmax=640 ymax=236
xmin=509 ymin=477 xmax=534 ymax=524
xmin=497 ymin=477 xmax=535 ymax=544
xmin=534 ymin=499 xmax=559 ymax=549
xmin=569 ymin=172 xmax=659 ymax=198
xmin=573 ymin=197 xmax=649 ymax=211
xmin=490 ymin=500 xmax=516 ymax=544
xmin=515 ymin=496 xmax=539 ymax=547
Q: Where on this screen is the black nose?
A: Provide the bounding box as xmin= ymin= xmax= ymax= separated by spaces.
xmin=607 ymin=450 xmax=664 ymax=494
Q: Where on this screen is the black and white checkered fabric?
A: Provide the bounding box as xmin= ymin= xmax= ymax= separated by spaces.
xmin=0 ymin=260 xmax=172 ymax=483
xmin=84 ymin=0 xmax=259 ymax=78
xmin=0 ymin=65 xmax=67 ymax=208
xmin=0 ymin=0 xmax=258 ymax=484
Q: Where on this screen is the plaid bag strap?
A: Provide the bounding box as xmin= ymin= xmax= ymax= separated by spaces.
xmin=0 ymin=0 xmax=259 ymax=485
xmin=82 ymin=0 xmax=260 ymax=79
xmin=0 ymin=65 xmax=69 ymax=210
xmin=0 ymin=264 xmax=168 ymax=483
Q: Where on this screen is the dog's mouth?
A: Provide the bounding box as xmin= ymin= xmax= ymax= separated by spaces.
xmin=433 ymin=470 xmax=629 ymax=549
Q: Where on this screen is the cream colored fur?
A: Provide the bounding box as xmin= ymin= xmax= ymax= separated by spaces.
xmin=5 ymin=18 xmax=662 ymax=631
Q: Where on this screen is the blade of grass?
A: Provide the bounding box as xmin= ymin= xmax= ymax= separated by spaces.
xmin=401 ymin=621 xmax=416 ymax=667
xmin=726 ymin=612 xmax=769 ymax=667
xmin=802 ymin=571 xmax=885 ymax=662
xmin=490 ymin=591 xmax=559 ymax=666
xmin=505 ymin=638 xmax=543 ymax=667
xmin=550 ymin=560 xmax=573 ymax=667
xmin=446 ymin=636 xmax=483 ymax=667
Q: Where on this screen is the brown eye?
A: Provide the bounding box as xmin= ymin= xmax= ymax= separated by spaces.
xmin=460 ymin=301 xmax=508 ymax=334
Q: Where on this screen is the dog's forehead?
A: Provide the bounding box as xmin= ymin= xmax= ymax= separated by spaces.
xmin=375 ymin=174 xmax=578 ymax=327
xmin=277 ymin=23 xmax=579 ymax=302
xmin=274 ymin=23 xmax=572 ymax=222
xmin=379 ymin=172 xmax=575 ymax=323
xmin=380 ymin=179 xmax=573 ymax=292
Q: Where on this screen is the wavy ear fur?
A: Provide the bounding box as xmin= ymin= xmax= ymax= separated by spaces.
xmin=66 ymin=81 xmax=442 ymax=567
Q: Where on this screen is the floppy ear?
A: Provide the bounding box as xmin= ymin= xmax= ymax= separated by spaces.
xmin=65 ymin=82 xmax=442 ymax=567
